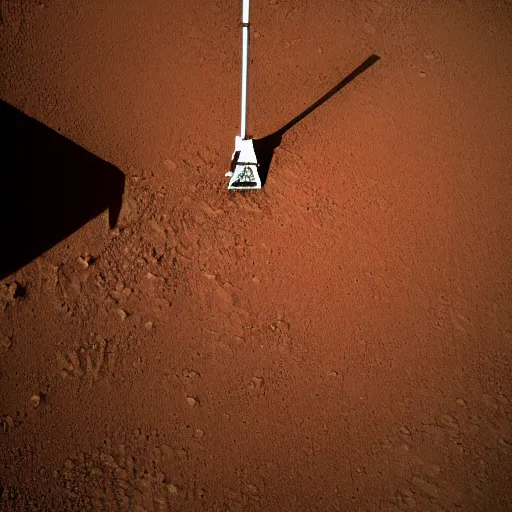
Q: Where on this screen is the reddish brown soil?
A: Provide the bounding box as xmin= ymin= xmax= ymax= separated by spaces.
xmin=1 ymin=1 xmax=512 ymax=510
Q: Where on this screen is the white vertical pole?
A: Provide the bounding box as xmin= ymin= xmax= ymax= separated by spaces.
xmin=240 ymin=0 xmax=250 ymax=139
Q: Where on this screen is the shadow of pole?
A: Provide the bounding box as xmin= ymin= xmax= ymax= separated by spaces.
xmin=253 ymin=54 xmax=380 ymax=186
xmin=0 ymin=100 xmax=125 ymax=280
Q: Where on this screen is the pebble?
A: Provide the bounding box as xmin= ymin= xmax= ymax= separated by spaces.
xmin=249 ymin=376 xmax=264 ymax=389
xmin=411 ymin=476 xmax=439 ymax=498
xmin=117 ymin=309 xmax=127 ymax=321
xmin=1 ymin=416 xmax=14 ymax=432
xmin=31 ymin=394 xmax=41 ymax=408
xmin=167 ymin=483 xmax=179 ymax=495
xmin=186 ymin=396 xmax=198 ymax=408
xmin=456 ymin=398 xmax=467 ymax=407
xmin=419 ymin=71 xmax=426 ymax=78
xmin=318 ymin=47 xmax=323 ymax=55
xmin=7 ymin=282 xmax=25 ymax=300
xmin=77 ymin=255 xmax=91 ymax=269
xmin=1 ymin=334 xmax=12 ymax=350
xmin=162 ymin=159 xmax=177 ymax=171
xmin=400 ymin=426 xmax=411 ymax=436
xmin=328 ymin=371 xmax=338 ymax=378
xmin=144 ymin=321 xmax=153 ymax=330
xmin=194 ymin=428 xmax=204 ymax=439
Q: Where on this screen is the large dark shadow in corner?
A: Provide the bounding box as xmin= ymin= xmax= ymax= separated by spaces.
xmin=254 ymin=54 xmax=380 ymax=185
xmin=0 ymin=99 xmax=125 ymax=280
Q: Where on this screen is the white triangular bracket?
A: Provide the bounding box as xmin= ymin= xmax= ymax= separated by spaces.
xmin=226 ymin=136 xmax=261 ymax=190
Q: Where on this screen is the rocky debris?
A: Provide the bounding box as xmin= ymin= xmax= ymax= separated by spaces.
xmin=1 ymin=415 xmax=14 ymax=433
xmin=183 ymin=369 xmax=200 ymax=380
xmin=30 ymin=394 xmax=42 ymax=408
xmin=117 ymin=309 xmax=128 ymax=321
xmin=194 ymin=428 xmax=204 ymax=439
xmin=167 ymin=483 xmax=179 ymax=495
xmin=77 ymin=255 xmax=93 ymax=269
xmin=1 ymin=334 xmax=12 ymax=350
xmin=186 ymin=396 xmax=198 ymax=408
xmin=4 ymin=282 xmax=26 ymax=301
xmin=249 ymin=376 xmax=264 ymax=390
xmin=144 ymin=321 xmax=153 ymax=330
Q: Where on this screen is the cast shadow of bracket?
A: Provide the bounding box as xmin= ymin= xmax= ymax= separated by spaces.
xmin=253 ymin=54 xmax=380 ymax=186
xmin=0 ymin=99 xmax=125 ymax=280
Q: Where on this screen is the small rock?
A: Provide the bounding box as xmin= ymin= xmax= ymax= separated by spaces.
xmin=31 ymin=394 xmax=41 ymax=408
xmin=7 ymin=282 xmax=25 ymax=300
xmin=419 ymin=71 xmax=426 ymax=78
xmin=254 ymin=31 xmax=261 ymax=38
xmin=251 ymin=275 xmax=260 ymax=284
xmin=497 ymin=394 xmax=509 ymax=405
xmin=144 ymin=321 xmax=153 ymax=330
xmin=0 ymin=334 xmax=12 ymax=350
xmin=194 ymin=428 xmax=204 ymax=439
xmin=183 ymin=369 xmax=200 ymax=380
xmin=163 ymin=159 xmax=177 ymax=171
xmin=249 ymin=376 xmax=264 ymax=389
xmin=1 ymin=415 xmax=14 ymax=432
xmin=117 ymin=309 xmax=127 ymax=321
xmin=167 ymin=483 xmax=179 ymax=495
xmin=246 ymin=484 xmax=258 ymax=495
xmin=186 ymin=396 xmax=198 ymax=408
xmin=411 ymin=476 xmax=439 ymax=498
xmin=328 ymin=371 xmax=338 ymax=378
xmin=456 ymin=398 xmax=467 ymax=407
xmin=400 ymin=426 xmax=411 ymax=436
xmin=318 ymin=47 xmax=323 ymax=54
xmin=77 ymin=255 xmax=92 ymax=269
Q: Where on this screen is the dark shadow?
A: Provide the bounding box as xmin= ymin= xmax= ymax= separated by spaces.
xmin=0 ymin=99 xmax=125 ymax=280
xmin=253 ymin=54 xmax=380 ymax=185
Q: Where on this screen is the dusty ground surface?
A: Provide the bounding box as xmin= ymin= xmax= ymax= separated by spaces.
xmin=1 ymin=0 xmax=512 ymax=510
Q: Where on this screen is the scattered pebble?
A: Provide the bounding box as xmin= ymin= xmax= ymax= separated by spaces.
xmin=144 ymin=321 xmax=153 ymax=330
xmin=186 ymin=396 xmax=198 ymax=408
xmin=246 ymin=484 xmax=259 ymax=495
xmin=31 ymin=394 xmax=41 ymax=408
xmin=318 ymin=47 xmax=323 ymax=54
xmin=411 ymin=476 xmax=439 ymax=498
xmin=456 ymin=398 xmax=467 ymax=407
xmin=77 ymin=255 xmax=92 ymax=269
xmin=167 ymin=483 xmax=179 ymax=495
xmin=328 ymin=371 xmax=338 ymax=378
xmin=254 ymin=31 xmax=261 ymax=38
xmin=1 ymin=334 xmax=12 ymax=350
xmin=117 ymin=309 xmax=127 ymax=321
xmin=183 ymin=369 xmax=200 ymax=380
xmin=1 ymin=415 xmax=14 ymax=431
xmin=7 ymin=282 xmax=25 ymax=300
xmin=194 ymin=428 xmax=204 ymax=439
xmin=249 ymin=376 xmax=264 ymax=390
xmin=419 ymin=71 xmax=426 ymax=78
xmin=497 ymin=394 xmax=509 ymax=405
xmin=400 ymin=426 xmax=411 ymax=436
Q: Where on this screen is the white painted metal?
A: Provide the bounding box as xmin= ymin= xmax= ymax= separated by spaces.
xmin=227 ymin=0 xmax=261 ymax=189
xmin=241 ymin=26 xmax=248 ymax=139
